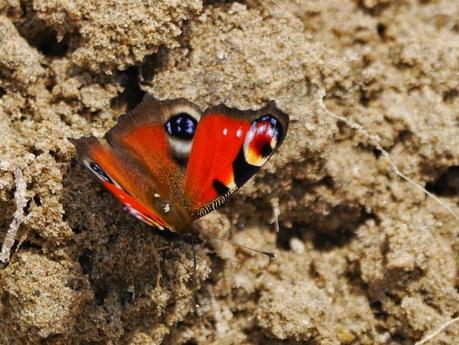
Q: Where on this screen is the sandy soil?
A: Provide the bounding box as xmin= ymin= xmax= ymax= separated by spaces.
xmin=0 ymin=0 xmax=458 ymax=344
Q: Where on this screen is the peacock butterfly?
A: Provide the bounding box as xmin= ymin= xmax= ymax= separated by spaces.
xmin=70 ymin=94 xmax=289 ymax=234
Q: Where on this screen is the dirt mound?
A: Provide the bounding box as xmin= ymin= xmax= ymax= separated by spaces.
xmin=0 ymin=1 xmax=458 ymax=343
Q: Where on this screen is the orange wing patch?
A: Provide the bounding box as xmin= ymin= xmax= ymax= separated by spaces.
xmin=116 ymin=125 xmax=183 ymax=199
xmin=184 ymin=114 xmax=250 ymax=210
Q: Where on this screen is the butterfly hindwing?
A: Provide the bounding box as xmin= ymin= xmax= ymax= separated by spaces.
xmin=70 ymin=136 xmax=172 ymax=230
xmin=184 ymin=102 xmax=289 ymax=218
xmin=71 ymin=95 xmax=202 ymax=232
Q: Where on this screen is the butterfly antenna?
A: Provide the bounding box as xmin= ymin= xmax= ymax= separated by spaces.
xmin=201 ymin=230 xmax=276 ymax=259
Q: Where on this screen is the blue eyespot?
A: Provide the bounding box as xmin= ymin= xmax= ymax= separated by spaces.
xmin=260 ymin=115 xmax=279 ymax=127
xmin=165 ymin=113 xmax=197 ymax=140
xmin=254 ymin=115 xmax=282 ymax=142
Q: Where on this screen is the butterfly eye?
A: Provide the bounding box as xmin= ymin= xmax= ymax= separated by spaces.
xmin=165 ymin=113 xmax=198 ymax=140
xmin=243 ymin=115 xmax=283 ymax=166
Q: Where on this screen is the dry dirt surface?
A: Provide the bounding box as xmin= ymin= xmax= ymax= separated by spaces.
xmin=0 ymin=0 xmax=458 ymax=344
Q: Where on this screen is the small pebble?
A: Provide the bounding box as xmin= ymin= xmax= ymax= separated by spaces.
xmin=289 ymin=238 xmax=305 ymax=255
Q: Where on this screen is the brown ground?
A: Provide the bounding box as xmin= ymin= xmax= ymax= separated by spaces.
xmin=0 ymin=0 xmax=458 ymax=344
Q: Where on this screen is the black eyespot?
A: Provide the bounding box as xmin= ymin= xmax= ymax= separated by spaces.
xmin=246 ymin=115 xmax=283 ymax=158
xmin=164 ymin=113 xmax=198 ymax=140
xmin=89 ymin=162 xmax=113 ymax=183
xmin=260 ymin=143 xmax=273 ymax=157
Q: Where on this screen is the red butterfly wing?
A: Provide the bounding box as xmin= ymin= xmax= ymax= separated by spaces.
xmin=72 ymin=95 xmax=202 ymax=232
xmin=184 ymin=102 xmax=289 ymax=218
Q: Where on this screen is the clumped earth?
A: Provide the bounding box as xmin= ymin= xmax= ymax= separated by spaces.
xmin=0 ymin=0 xmax=458 ymax=344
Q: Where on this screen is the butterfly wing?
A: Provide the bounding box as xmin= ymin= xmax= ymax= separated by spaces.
xmin=184 ymin=102 xmax=289 ymax=218
xmin=105 ymin=95 xmax=202 ymax=201
xmin=72 ymin=95 xmax=289 ymax=229
xmin=71 ymin=137 xmax=174 ymax=230
xmin=71 ymin=95 xmax=202 ymax=232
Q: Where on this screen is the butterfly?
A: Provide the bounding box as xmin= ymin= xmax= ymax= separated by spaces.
xmin=71 ymin=94 xmax=289 ymax=234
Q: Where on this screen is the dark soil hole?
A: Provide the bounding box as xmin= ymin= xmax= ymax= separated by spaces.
xmin=277 ymin=204 xmax=370 ymax=252
xmin=111 ymin=67 xmax=144 ymax=112
xmin=370 ymin=300 xmax=388 ymax=320
xmin=95 ymin=284 xmax=109 ymax=305
xmin=34 ymin=29 xmax=69 ymax=57
xmin=33 ymin=195 xmax=42 ymax=207
xmin=443 ymin=88 xmax=458 ymax=103
xmin=396 ymin=129 xmax=413 ymax=144
xmin=17 ymin=240 xmax=43 ymax=253
xmin=391 ymin=333 xmax=408 ymax=343
xmin=426 ymin=166 xmax=459 ymax=197
xmin=312 ymin=227 xmax=356 ymax=250
xmin=18 ymin=21 xmax=69 ymax=58
xmin=78 ymin=250 xmax=93 ymax=275
xmin=376 ymin=22 xmax=387 ymax=40
xmin=24 ymin=198 xmax=33 ymax=214
xmin=140 ymin=49 xmax=168 ymax=83
xmin=276 ymin=224 xmax=303 ymax=250
xmin=0 ymin=198 xmax=15 ymax=235
xmin=372 ymin=147 xmax=382 ymax=158
xmin=183 ymin=340 xmax=198 ymax=345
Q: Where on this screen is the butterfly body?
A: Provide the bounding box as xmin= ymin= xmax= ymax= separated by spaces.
xmin=71 ymin=95 xmax=289 ymax=233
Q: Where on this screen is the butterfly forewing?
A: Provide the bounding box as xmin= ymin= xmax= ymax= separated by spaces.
xmin=105 ymin=95 xmax=201 ymax=200
xmin=184 ymin=102 xmax=289 ymax=218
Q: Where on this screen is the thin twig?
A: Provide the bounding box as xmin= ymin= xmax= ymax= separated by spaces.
xmin=415 ymin=317 xmax=459 ymax=345
xmin=0 ymin=168 xmax=28 ymax=264
xmin=317 ymin=90 xmax=459 ymax=223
